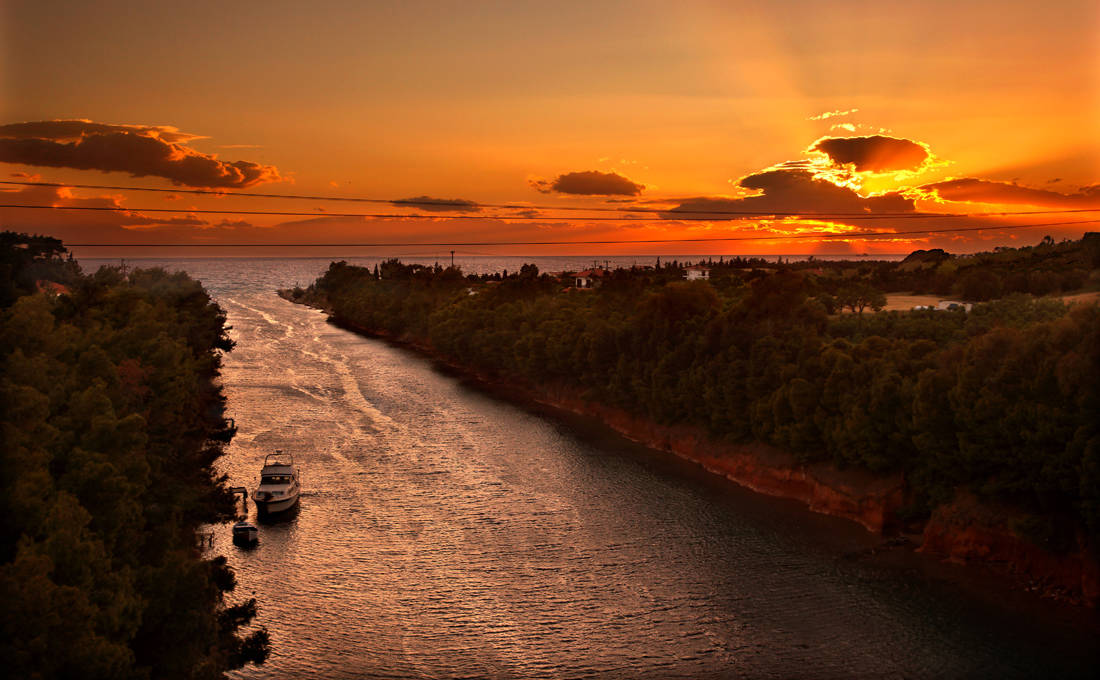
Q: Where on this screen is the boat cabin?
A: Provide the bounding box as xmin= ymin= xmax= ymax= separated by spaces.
xmin=252 ymin=451 xmax=301 ymax=515
xmin=261 ymin=472 xmax=294 ymax=484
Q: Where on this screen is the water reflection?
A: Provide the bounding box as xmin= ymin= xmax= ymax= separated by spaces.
xmin=255 ymin=503 xmax=301 ymax=526
xmin=84 ymin=258 xmax=1098 ymax=679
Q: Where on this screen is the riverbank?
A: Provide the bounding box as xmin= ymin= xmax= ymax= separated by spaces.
xmin=1 ymin=233 xmax=269 ymax=678
xmin=280 ymin=288 xmax=1099 ymax=608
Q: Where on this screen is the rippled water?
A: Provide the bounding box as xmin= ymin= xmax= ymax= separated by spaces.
xmin=84 ymin=258 xmax=1099 ymax=679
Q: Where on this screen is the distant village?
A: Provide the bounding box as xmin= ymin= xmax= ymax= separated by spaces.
xmin=463 ymin=257 xmax=977 ymax=313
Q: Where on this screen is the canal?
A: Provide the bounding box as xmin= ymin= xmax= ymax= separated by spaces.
xmin=87 ymin=258 xmax=1098 ymax=679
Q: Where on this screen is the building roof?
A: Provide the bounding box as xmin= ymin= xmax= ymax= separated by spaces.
xmin=36 ymin=280 xmax=70 ymax=296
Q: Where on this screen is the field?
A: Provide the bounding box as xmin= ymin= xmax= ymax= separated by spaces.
xmin=882 ymin=291 xmax=1099 ymax=312
xmin=882 ymin=294 xmax=942 ymax=311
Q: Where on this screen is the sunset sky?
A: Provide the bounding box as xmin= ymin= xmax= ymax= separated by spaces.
xmin=2 ymin=0 xmax=1099 ymax=257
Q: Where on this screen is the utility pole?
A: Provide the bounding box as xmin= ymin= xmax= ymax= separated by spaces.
xmin=450 ymin=250 xmax=455 ymax=267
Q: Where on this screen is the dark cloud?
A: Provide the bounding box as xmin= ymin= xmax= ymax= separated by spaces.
xmin=0 ymin=119 xmax=282 ymax=188
xmin=811 ymin=135 xmax=929 ymax=172
xmin=0 ymin=120 xmax=202 ymax=143
xmin=530 ymin=170 xmax=644 ymax=196
xmin=662 ymin=169 xmax=914 ymax=220
xmin=921 ymin=178 xmax=1100 ymax=208
xmin=391 ymin=195 xmax=481 ymax=212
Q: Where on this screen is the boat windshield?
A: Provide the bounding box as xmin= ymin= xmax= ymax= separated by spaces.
xmin=262 ymin=474 xmax=293 ymax=484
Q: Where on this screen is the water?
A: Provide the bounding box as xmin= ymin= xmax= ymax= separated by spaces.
xmin=78 ymin=253 xmax=905 ymax=285
xmin=83 ymin=258 xmax=1099 ymax=678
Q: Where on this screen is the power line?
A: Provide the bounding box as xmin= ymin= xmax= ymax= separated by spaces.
xmin=52 ymin=218 xmax=1100 ymax=247
xmin=3 ymin=179 xmax=1098 ymax=219
xmin=0 ymin=203 xmax=648 ymax=221
xmin=4 ymin=202 xmax=1097 ymax=224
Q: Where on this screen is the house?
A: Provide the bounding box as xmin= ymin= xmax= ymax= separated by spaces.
xmin=912 ymin=300 xmax=973 ymax=312
xmin=36 ymin=280 xmax=70 ymax=297
xmin=684 ymin=265 xmax=711 ymax=281
xmin=935 ymin=300 xmax=972 ymax=312
xmin=573 ymin=268 xmax=609 ymax=289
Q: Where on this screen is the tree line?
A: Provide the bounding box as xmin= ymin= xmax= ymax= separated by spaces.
xmin=1 ymin=232 xmax=268 ymax=679
xmin=290 ymin=236 xmax=1100 ymax=550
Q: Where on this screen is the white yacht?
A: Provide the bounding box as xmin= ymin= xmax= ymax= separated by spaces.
xmin=251 ymin=451 xmax=301 ymax=516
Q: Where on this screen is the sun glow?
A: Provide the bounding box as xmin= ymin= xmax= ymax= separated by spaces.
xmin=0 ymin=1 xmax=1095 ymax=256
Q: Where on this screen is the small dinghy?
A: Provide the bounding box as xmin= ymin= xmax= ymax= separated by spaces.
xmin=232 ymin=520 xmax=259 ymax=545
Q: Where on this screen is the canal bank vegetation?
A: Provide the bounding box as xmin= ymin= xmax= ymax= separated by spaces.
xmin=1 ymin=232 xmax=269 ymax=678
xmin=286 ymin=234 xmax=1100 ymax=604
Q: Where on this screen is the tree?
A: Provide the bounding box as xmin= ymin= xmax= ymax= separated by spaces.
xmin=1 ymin=234 xmax=269 ymax=678
xmin=956 ymin=269 xmax=1003 ymax=301
xmin=294 ymin=244 xmax=1100 ymax=552
xmin=837 ymin=283 xmax=886 ymax=315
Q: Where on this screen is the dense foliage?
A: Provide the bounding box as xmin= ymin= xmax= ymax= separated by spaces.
xmin=0 ymin=232 xmax=268 ymax=679
xmin=294 ymin=237 xmax=1099 ymax=547
xmin=836 ymin=234 xmax=1100 ymax=301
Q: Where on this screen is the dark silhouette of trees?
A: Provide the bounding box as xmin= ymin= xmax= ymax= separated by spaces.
xmin=293 ymin=235 xmax=1100 ymax=547
xmin=956 ymin=270 xmax=1003 ymax=301
xmin=837 ymin=283 xmax=887 ymax=315
xmin=1 ymin=233 xmax=268 ymax=679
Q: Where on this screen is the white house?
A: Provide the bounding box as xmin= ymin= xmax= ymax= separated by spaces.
xmin=684 ymin=265 xmax=711 ymax=281
xmin=573 ymin=268 xmax=609 ymax=288
xmin=935 ymin=300 xmax=972 ymax=312
xmin=913 ymin=300 xmax=973 ymax=312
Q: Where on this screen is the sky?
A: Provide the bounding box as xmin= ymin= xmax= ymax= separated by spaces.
xmin=2 ymin=0 xmax=1099 ymax=257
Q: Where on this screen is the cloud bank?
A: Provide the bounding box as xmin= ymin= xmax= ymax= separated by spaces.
xmin=921 ymin=178 xmax=1100 ymax=208
xmin=810 ymin=135 xmax=929 ymax=172
xmin=0 ymin=184 xmax=217 ymax=237
xmin=391 ymin=195 xmax=481 ymax=212
xmin=531 ymin=170 xmax=644 ymax=196
xmin=0 ymin=119 xmax=282 ymax=188
xmin=663 ymin=168 xmax=914 ymax=220
xmin=0 ymin=120 xmax=204 ymax=144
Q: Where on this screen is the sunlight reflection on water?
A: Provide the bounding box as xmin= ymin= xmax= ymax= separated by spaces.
xmin=80 ymin=257 xmax=1099 ymax=679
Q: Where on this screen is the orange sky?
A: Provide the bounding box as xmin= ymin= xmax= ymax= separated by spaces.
xmin=2 ymin=0 xmax=1098 ymax=257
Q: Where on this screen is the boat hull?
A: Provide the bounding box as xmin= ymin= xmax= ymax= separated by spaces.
xmin=232 ymin=523 xmax=259 ymax=545
xmin=253 ymin=493 xmax=300 ymax=516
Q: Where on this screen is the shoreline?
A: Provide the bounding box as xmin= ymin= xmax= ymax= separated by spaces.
xmin=281 ymin=290 xmax=1099 ymax=608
